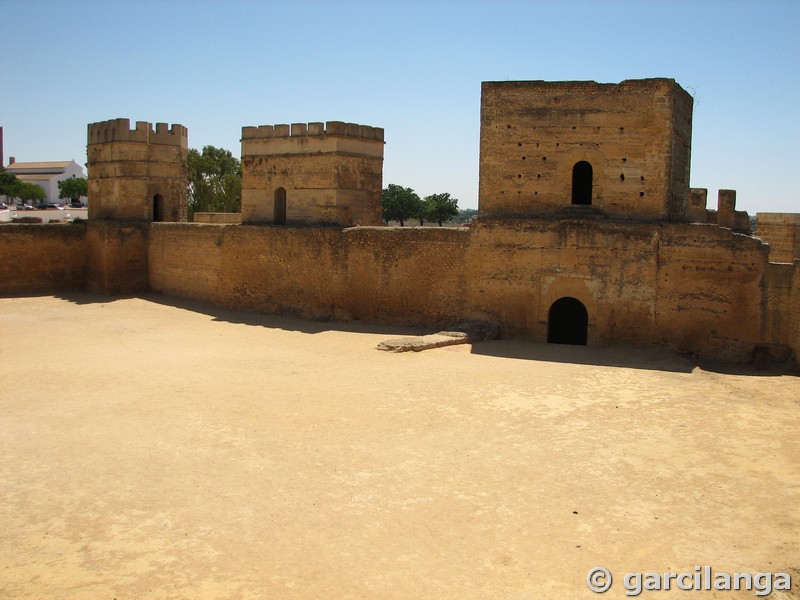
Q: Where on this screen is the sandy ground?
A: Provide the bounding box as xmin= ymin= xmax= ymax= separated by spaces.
xmin=0 ymin=294 xmax=798 ymax=599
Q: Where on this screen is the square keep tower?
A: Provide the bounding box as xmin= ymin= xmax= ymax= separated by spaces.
xmin=241 ymin=121 xmax=384 ymax=226
xmin=479 ymin=78 xmax=693 ymax=221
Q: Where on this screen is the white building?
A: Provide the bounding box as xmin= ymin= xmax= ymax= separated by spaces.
xmin=4 ymin=159 xmax=87 ymax=205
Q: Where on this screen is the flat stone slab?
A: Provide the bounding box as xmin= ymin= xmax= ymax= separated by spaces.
xmin=376 ymin=332 xmax=469 ymax=353
xmin=377 ymin=321 xmax=499 ymax=352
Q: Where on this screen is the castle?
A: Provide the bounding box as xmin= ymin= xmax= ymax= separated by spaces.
xmin=2 ymin=78 xmax=799 ymax=363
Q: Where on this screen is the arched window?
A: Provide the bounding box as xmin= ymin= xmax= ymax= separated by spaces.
xmin=571 ymin=161 xmax=593 ymax=205
xmin=274 ymin=187 xmax=287 ymax=225
xmin=547 ymin=297 xmax=588 ymax=345
xmin=152 ymin=194 xmax=164 ymax=222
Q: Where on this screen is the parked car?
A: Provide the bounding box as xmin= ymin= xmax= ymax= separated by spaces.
xmin=0 ymin=202 xmax=8 ymax=210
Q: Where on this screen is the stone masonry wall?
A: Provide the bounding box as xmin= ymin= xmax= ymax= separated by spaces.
xmin=466 ymin=220 xmax=772 ymax=360
xmin=150 ymin=224 xmax=470 ymax=326
xmin=149 ymin=224 xmax=225 ymax=304
xmin=86 ymin=221 xmax=149 ymax=295
xmin=148 ymin=221 xmax=780 ymax=362
xmin=0 ymin=224 xmax=87 ymax=294
xmin=790 ymin=262 xmax=800 ymax=360
xmin=1 ymin=219 xmax=791 ymax=363
xmin=755 ymin=213 xmax=800 ymax=263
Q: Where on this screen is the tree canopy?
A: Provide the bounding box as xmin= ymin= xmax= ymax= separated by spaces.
xmin=0 ymin=172 xmax=21 ymax=198
xmin=423 ymin=192 xmax=459 ymax=226
xmin=452 ymin=208 xmax=478 ymax=224
xmin=188 ymin=146 xmax=242 ymax=218
xmin=381 ymin=184 xmax=421 ymax=226
xmin=14 ymin=182 xmax=46 ymax=203
xmin=0 ymin=173 xmax=45 ymax=204
xmin=57 ymin=177 xmax=88 ymax=203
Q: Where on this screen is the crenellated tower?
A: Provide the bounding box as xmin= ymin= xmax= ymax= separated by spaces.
xmin=87 ymin=118 xmax=189 ymax=222
xmin=240 ymin=121 xmax=384 ymax=226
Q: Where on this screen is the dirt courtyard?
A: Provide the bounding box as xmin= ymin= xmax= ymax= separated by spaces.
xmin=1 ymin=294 xmax=798 ymax=599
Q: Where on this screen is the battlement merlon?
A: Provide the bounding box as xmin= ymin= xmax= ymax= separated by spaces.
xmin=241 ymin=121 xmax=385 ymax=142
xmin=88 ymin=118 xmax=188 ymax=148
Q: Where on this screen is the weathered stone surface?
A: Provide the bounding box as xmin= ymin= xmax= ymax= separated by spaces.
xmin=376 ymin=333 xmax=468 ymax=353
xmin=376 ymin=322 xmax=499 ymax=352
xmin=756 ymin=213 xmax=800 ymax=263
xmin=86 ymin=221 xmax=149 ymax=295
xmin=147 ymin=219 xmax=792 ymax=362
xmin=444 ymin=321 xmax=500 ymax=341
xmin=0 ymin=223 xmax=87 ymax=293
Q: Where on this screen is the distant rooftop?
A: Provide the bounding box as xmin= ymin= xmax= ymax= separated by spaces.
xmin=6 ymin=161 xmax=78 ymax=173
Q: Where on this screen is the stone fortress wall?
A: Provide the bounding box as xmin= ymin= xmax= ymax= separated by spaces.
xmin=143 ymin=216 xmax=794 ymax=362
xmin=755 ymin=213 xmax=800 ymax=264
xmin=2 ymin=78 xmax=799 ymax=364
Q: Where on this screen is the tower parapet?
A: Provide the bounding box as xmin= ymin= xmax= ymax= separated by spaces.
xmin=241 ymin=121 xmax=384 ymax=142
xmin=88 ymin=118 xmax=188 ymax=147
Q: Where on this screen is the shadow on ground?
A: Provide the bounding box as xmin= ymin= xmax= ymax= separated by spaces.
xmin=469 ymin=338 xmax=697 ymax=373
xmin=53 ymin=291 xmax=428 ymax=337
xmin=50 ymin=291 xmax=798 ymax=377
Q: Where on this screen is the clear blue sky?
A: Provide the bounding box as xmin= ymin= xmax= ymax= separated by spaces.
xmin=1 ymin=0 xmax=798 ymax=214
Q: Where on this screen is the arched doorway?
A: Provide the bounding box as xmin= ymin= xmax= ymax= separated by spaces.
xmin=547 ymin=297 xmax=588 ymax=345
xmin=274 ymin=187 xmax=287 ymax=224
xmin=152 ymin=194 xmax=164 ymax=222
xmin=571 ymin=161 xmax=592 ymax=205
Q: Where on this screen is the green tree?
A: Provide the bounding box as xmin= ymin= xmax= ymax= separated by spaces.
xmin=381 ymin=184 xmax=421 ymax=227
xmin=0 ymin=172 xmax=21 ymax=198
xmin=423 ymin=192 xmax=459 ymax=226
xmin=14 ymin=182 xmax=46 ymax=205
xmin=453 ymin=208 xmax=478 ymax=224
xmin=57 ymin=176 xmax=88 ymax=204
xmin=188 ymin=146 xmax=242 ymax=219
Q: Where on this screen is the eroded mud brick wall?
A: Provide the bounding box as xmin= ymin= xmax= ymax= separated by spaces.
xmin=479 ymin=79 xmax=692 ymax=221
xmin=755 ymin=213 xmax=800 ymax=263
xmin=0 ymin=224 xmax=87 ymax=293
xmin=240 ymin=122 xmax=384 ymax=227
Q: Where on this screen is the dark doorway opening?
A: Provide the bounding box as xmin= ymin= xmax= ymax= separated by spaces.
xmin=274 ymin=187 xmax=287 ymax=224
xmin=547 ymin=297 xmax=588 ymax=345
xmin=152 ymin=194 xmax=164 ymax=222
xmin=571 ymin=161 xmax=593 ymax=205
